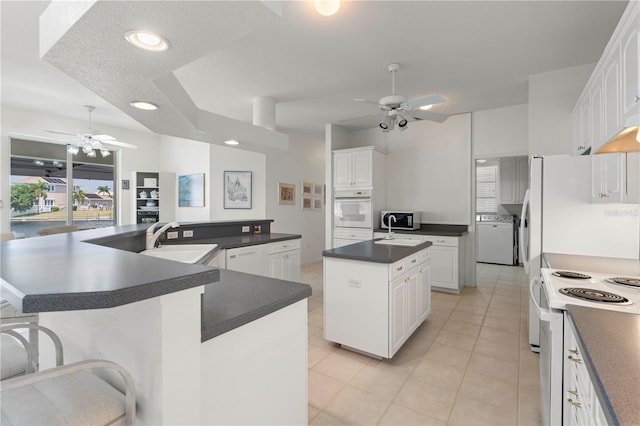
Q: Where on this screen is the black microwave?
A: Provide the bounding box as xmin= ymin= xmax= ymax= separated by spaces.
xmin=381 ymin=211 xmax=421 ymax=230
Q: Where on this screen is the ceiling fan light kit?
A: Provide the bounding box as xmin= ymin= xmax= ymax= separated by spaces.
xmin=353 ymin=63 xmax=449 ymax=132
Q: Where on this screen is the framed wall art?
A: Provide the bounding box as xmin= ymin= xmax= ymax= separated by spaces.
xmin=224 ymin=171 xmax=252 ymax=209
xmin=312 ymin=198 xmax=322 ymax=211
xmin=302 ymin=181 xmax=313 ymax=196
xmin=278 ymin=183 xmax=296 ymax=205
xmin=301 ymin=196 xmax=313 ymax=210
xmin=313 ymin=183 xmax=324 ymax=198
xmin=178 ymin=173 xmax=205 ymax=207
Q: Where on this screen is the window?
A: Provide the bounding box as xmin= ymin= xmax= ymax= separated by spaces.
xmin=44 ymin=199 xmax=55 ymax=206
xmin=476 ymin=163 xmax=498 ymax=214
xmin=47 ymin=184 xmax=55 ymax=192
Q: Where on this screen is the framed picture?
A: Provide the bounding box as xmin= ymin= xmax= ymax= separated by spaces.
xmin=121 ymin=179 xmax=130 ymax=190
xmin=301 ymin=196 xmax=313 ymax=210
xmin=224 ymin=171 xmax=252 ymax=209
xmin=312 ymin=198 xmax=322 ymax=211
xmin=278 ymin=183 xmax=296 ymax=205
xmin=313 ymin=183 xmax=323 ymax=198
xmin=178 ymin=173 xmax=205 ymax=207
xmin=302 ymin=181 xmax=313 ymax=195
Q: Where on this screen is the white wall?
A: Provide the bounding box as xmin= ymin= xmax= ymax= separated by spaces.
xmin=210 ymin=145 xmax=266 ymax=220
xmin=266 ymin=131 xmax=325 ymax=264
xmin=472 ymin=103 xmax=529 ymax=158
xmin=528 ymin=63 xmax=595 ymax=156
xmin=385 ymin=114 xmax=472 ymax=225
xmin=159 ymin=135 xmax=211 ymax=223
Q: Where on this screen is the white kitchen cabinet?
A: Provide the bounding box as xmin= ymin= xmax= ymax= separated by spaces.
xmin=324 ymin=247 xmax=431 ymax=359
xmin=225 ymin=239 xmax=301 ymax=281
xmin=627 ymin=152 xmax=640 ymax=203
xmin=226 ymin=244 xmax=271 ymax=276
xmin=572 ymin=1 xmax=639 ymax=154
xmin=333 ymin=146 xmax=386 ymax=189
xmin=591 ymin=153 xmax=626 ymax=203
xmin=131 ymin=171 xmax=175 ymax=224
xmin=269 ymin=249 xmax=300 ymax=282
xmin=333 ymin=227 xmax=373 ymax=249
xmin=499 ymin=156 xmax=528 ymax=204
xmin=563 ymin=314 xmax=609 ymax=426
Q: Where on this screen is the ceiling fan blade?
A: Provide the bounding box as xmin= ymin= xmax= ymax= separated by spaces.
xmin=405 ymin=94 xmax=446 ymax=110
xmin=101 ymin=139 xmax=139 ymax=150
xmin=45 ymin=129 xmax=79 ymax=137
xmin=93 ymin=134 xmax=116 ymax=141
xmin=353 ymin=98 xmax=384 ymax=107
xmin=337 ymin=111 xmax=382 ymax=124
xmin=408 ymin=110 xmax=449 ymax=123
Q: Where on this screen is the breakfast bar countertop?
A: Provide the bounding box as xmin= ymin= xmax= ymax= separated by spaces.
xmin=323 ymin=239 xmax=432 ymax=263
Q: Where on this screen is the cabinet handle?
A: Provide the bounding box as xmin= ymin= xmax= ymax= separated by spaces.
xmin=578 ymin=145 xmax=586 ymax=150
xmin=567 ymin=390 xmax=578 ymax=397
xmin=411 ymin=259 xmax=417 ymax=264
xmin=397 ymin=266 xmax=403 ymax=271
xmin=568 ymin=349 xmax=579 ymax=355
xmin=567 ymin=355 xmax=583 ymax=364
xmin=567 ymin=398 xmax=582 ymax=408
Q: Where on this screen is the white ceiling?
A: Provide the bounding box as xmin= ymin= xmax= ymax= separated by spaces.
xmin=1 ymin=1 xmax=629 ymax=138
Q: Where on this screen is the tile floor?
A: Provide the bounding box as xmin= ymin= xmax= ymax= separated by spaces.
xmin=299 ymin=261 xmax=542 ymax=426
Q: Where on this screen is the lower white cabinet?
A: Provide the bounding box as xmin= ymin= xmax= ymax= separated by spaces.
xmin=374 ymin=233 xmax=464 ymax=293
xmin=224 ymin=239 xmax=301 ymax=281
xmin=269 ymin=249 xmax=300 ymax=282
xmin=333 ymin=228 xmax=373 ymax=248
xmin=324 ymin=248 xmax=431 ymax=359
xmin=563 ymin=314 xmax=609 ymax=426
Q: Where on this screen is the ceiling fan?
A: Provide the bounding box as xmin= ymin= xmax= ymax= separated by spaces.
xmin=353 ymin=63 xmax=448 ymax=132
xmin=44 ymin=105 xmax=138 ymax=157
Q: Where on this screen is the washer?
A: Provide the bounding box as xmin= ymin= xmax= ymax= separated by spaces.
xmin=477 ymin=215 xmax=515 ymax=265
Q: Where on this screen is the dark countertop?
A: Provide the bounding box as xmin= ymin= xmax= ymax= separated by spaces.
xmin=201 ymin=269 xmax=311 ymax=341
xmin=543 ymin=253 xmax=640 ymax=275
xmin=373 ymin=224 xmax=468 ymax=237
xmin=167 ymin=232 xmax=301 ymax=250
xmin=566 ymin=305 xmax=640 ymax=426
xmin=323 ymin=239 xmax=432 ymax=263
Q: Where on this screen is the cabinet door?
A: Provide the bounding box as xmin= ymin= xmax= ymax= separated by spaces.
xmin=333 ymin=152 xmax=353 ymax=187
xmin=592 ymin=154 xmax=625 ymax=203
xmin=621 ymin=13 xmax=639 ymax=125
xmin=579 ymin=94 xmax=592 ymax=153
xmin=286 ymin=250 xmax=301 ymax=282
xmin=590 ymin=78 xmax=604 ymax=152
xmin=389 ymin=276 xmax=407 ymax=356
xmin=269 ymin=253 xmax=285 ymax=280
xmin=406 ymin=271 xmax=420 ymax=335
xmin=627 ymin=152 xmax=640 ymax=203
xmin=419 ymin=263 xmax=431 ymax=322
xmin=351 ymin=149 xmax=373 ymax=188
xmin=430 ymin=246 xmax=458 ymax=290
xmin=515 ymin=156 xmax=529 ymax=204
xmin=499 ymin=157 xmax=516 ymax=204
xmin=603 ymin=45 xmax=621 ymax=143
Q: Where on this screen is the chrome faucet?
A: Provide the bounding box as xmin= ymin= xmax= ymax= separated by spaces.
xmin=146 ymin=221 xmax=180 ymax=250
xmin=387 ymin=215 xmax=397 ymax=239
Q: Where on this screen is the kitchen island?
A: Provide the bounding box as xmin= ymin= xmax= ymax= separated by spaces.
xmin=0 ymin=223 xmax=311 ymax=425
xmin=323 ymin=239 xmax=432 ymax=358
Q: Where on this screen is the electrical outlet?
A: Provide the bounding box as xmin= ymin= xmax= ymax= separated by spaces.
xmin=242 ymin=226 xmax=250 ymax=233
xmin=183 ymin=230 xmax=194 ymax=238
xmin=167 ymin=231 xmax=179 ymax=239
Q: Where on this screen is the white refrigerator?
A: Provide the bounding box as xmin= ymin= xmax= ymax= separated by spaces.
xmin=519 ymin=155 xmax=640 ymax=351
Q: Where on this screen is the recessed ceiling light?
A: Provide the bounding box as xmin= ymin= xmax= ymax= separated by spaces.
xmin=419 ymin=104 xmax=433 ymax=111
xmin=315 ymin=0 xmax=340 ymax=16
xmin=477 ymin=159 xmax=487 ymax=163
xmin=125 ymin=30 xmax=169 ymax=52
xmin=130 ymin=101 xmax=159 ymax=110
xmin=224 ymin=140 xmax=240 ymax=146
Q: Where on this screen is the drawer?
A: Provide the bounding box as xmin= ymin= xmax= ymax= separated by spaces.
xmin=424 ymin=235 xmax=458 ymax=247
xmin=269 ymin=239 xmax=301 ymax=254
xmin=389 ymin=258 xmax=406 ymax=281
xmin=335 ymin=228 xmax=373 ymax=240
xmin=417 ymin=248 xmax=430 ymax=264
xmin=406 ymin=253 xmax=420 ymax=270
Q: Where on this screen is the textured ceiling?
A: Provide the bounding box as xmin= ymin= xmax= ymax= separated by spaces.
xmin=1 ymin=0 xmax=629 ymax=140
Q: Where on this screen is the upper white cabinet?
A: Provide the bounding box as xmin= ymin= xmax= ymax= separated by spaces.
xmin=592 ymin=153 xmax=626 ymax=203
xmin=499 ymin=156 xmax=528 ymax=204
xmin=333 ymin=146 xmax=386 ymax=189
xmin=572 ymin=1 xmax=639 ymax=154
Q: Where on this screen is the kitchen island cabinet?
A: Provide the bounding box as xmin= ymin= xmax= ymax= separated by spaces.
xmin=323 ymin=240 xmax=431 ymax=358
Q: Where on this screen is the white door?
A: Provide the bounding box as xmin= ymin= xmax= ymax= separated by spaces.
xmin=419 ymin=263 xmax=431 ymax=321
xmin=333 ymin=152 xmax=353 ymax=187
xmin=389 ymin=276 xmax=406 ymax=356
xmin=406 ymin=271 xmax=420 ymax=334
xmin=430 ymin=246 xmax=457 ymax=289
xmin=351 ymin=150 xmax=372 ymax=188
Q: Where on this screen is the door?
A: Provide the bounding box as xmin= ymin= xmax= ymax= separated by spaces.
xmin=351 ymin=150 xmax=372 ymax=187
xmin=430 ymin=246 xmax=456 ymax=289
xmin=406 ymin=270 xmax=420 ymax=334
xmin=389 ymin=276 xmax=406 ymax=356
xmin=333 ymin=152 xmax=352 ymax=187
xmin=419 ymin=263 xmax=431 ymax=321
xmin=286 ymin=250 xmax=300 ymax=282
xmin=269 ymin=252 xmax=285 ymax=280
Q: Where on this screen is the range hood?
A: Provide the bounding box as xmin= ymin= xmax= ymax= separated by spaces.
xmin=595 ymin=115 xmax=640 ymax=154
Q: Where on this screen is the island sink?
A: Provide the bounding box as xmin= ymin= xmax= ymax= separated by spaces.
xmin=374 ymin=239 xmax=423 ymax=247
xmin=140 ymin=244 xmax=218 ymax=264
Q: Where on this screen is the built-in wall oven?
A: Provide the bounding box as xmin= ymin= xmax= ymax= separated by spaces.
xmin=333 ymin=190 xmax=372 ymax=229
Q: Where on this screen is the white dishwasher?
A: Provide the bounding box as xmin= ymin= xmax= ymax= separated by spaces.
xmin=225 ymin=244 xmax=270 ymax=277
xmin=476 ymin=215 xmax=515 ymax=265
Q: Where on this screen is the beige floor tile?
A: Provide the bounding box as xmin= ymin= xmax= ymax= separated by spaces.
xmin=443 ymin=318 xmax=482 ymax=337
xmin=452 ymin=304 xmax=488 ymax=316
xmin=423 ymin=343 xmax=472 ymax=369
xmin=308 ymin=310 xmax=324 ymax=328
xmin=519 ymin=362 xmax=541 ymax=390
xmin=467 ymin=352 xmax=519 ymax=385
xmin=430 ymin=304 xmax=455 ymax=319
xmin=309 ymin=344 xmax=332 ymax=368
xmin=309 ymin=328 xmax=340 ymax=351
xmin=376 ymin=340 xmax=428 ymax=376
xmin=473 ymin=337 xmax=519 ymax=362
xmin=312 ymin=351 xmax=367 ymax=382
xmin=308 ymin=324 xmax=322 ymax=336
xmin=490 ymin=294 xmax=522 ymax=307
xmin=517 ymin=412 xmax=541 ymax=426
xmin=308 ymin=405 xmax=321 ymax=423
xmin=479 ymin=325 xmax=521 ymax=346
xmin=448 ymin=310 xmax=485 ymax=326
xmin=493 ymin=288 xmax=522 ymax=299
xmin=324 ymin=385 xmax=390 ymax=425
xmin=308 ymin=370 xmax=347 ymax=409
xmin=482 ymin=315 xmax=520 ymax=334
xmin=459 ymin=371 xmax=518 ymax=413
xmin=410 ymin=358 xmax=466 ymax=392
xmin=434 ymin=329 xmax=477 ymax=352
xmin=518 ymin=382 xmax=543 ymax=420
xmin=394 ymin=378 xmax=458 ymax=422
xmin=310 ymin=411 xmax=350 ymax=425
xmin=378 ymin=403 xmax=445 ymax=426
xmin=350 ymin=364 xmax=408 ymax=401
xmin=448 ymin=394 xmax=517 ymax=426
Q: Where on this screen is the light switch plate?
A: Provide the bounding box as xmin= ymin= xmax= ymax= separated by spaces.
xmin=242 ymin=226 xmax=250 ymax=233
xmin=183 ymin=230 xmax=194 ymax=238
xmin=167 ymin=231 xmax=179 ymax=239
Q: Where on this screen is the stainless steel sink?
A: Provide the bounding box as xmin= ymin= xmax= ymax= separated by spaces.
xmin=140 ymin=244 xmax=218 ymax=264
xmin=374 ymin=239 xmax=423 ymax=247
